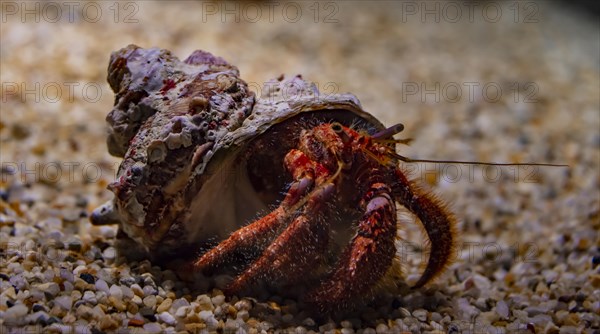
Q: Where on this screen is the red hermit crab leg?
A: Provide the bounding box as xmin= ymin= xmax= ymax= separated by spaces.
xmin=226 ymin=183 xmax=335 ymax=294
xmin=193 ymin=206 xmax=297 ymax=272
xmin=223 ymin=150 xmax=344 ymax=293
xmin=193 ymin=146 xmax=335 ymax=273
xmin=193 ymin=153 xmax=316 ymax=272
xmin=306 ymin=182 xmax=397 ymax=310
xmin=392 ymin=168 xmax=458 ymax=288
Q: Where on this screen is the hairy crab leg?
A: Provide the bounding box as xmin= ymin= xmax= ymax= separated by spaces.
xmin=225 ymin=183 xmax=335 ymax=295
xmin=392 ymin=168 xmax=458 ymax=288
xmin=193 ymin=150 xmax=317 ymax=273
xmin=305 ymin=182 xmax=397 ymax=311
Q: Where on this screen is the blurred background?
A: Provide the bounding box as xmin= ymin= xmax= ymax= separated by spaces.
xmin=1 ymin=0 xmax=599 ymax=331
xmin=1 ymin=0 xmax=597 ymax=230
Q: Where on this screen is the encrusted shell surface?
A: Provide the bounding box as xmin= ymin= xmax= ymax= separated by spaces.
xmin=92 ymin=45 xmax=385 ymax=257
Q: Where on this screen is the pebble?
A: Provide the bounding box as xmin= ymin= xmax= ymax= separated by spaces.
xmin=530 ymin=314 xmax=553 ymax=326
xmin=143 ymin=285 xmax=158 ymax=296
xmin=235 ymin=299 xmax=253 ymax=311
xmin=48 ymin=230 xmax=64 ymax=240
xmin=413 ymin=309 xmax=428 ymax=322
xmin=76 ymin=305 xmax=94 ymax=319
xmin=162 ymin=279 xmax=175 ymax=291
xmin=457 ymin=298 xmax=480 ymax=320
xmin=96 ymin=269 xmax=113 ymax=284
xmin=158 ymin=311 xmax=177 ymax=325
xmin=131 ymin=283 xmax=144 ymax=296
xmin=198 ymin=294 xmax=214 ymax=311
xmin=129 ymin=318 xmax=145 ymax=327
xmin=398 ymin=307 xmax=411 ymax=317
xmin=32 ymin=304 xmax=48 ymax=312
xmin=109 ymin=296 xmax=126 ymax=311
xmin=36 ymin=282 xmax=60 ymax=296
xmin=198 ymin=310 xmax=213 ymax=321
xmin=212 ymin=294 xmax=226 ymax=306
xmin=95 ymin=279 xmax=109 ymax=294
xmin=109 ymin=284 xmax=123 ymax=299
xmin=9 ymin=272 xmax=29 ymax=290
xmin=98 ymin=315 xmax=119 ymax=330
xmin=473 ymin=274 xmax=492 ymax=291
xmin=525 ymin=306 xmax=550 ymax=317
xmin=225 ymin=318 xmax=241 ymax=331
xmin=66 ymin=238 xmax=82 ymax=252
xmin=4 ymin=304 xmax=29 ymax=322
xmin=73 ymin=279 xmax=90 ymax=292
xmin=102 ymin=247 xmax=116 ymax=263
xmin=545 ymin=322 xmax=560 ymax=334
xmin=47 ymin=324 xmax=72 ymax=333
xmin=142 ymin=274 xmax=157 ymax=288
xmin=71 ymin=290 xmax=82 ymax=301
xmin=143 ymin=295 xmax=157 ymax=308
xmin=54 ymin=296 xmax=73 ymax=310
xmin=63 ymin=281 xmax=74 ymax=293
xmin=27 ymin=310 xmax=50 ymax=324
xmin=319 ymin=322 xmax=336 ymax=332
xmin=140 ymin=307 xmax=156 ymax=320
xmin=495 ymin=300 xmax=510 ymax=319
xmin=98 ymin=226 xmax=116 ymax=238
xmin=59 ymin=268 xmax=74 ymax=283
xmin=236 ymin=310 xmax=250 ymax=322
xmin=175 ymin=305 xmax=189 ymax=317
xmin=375 ymin=323 xmax=389 ymax=334
xmin=157 ymin=298 xmax=173 ymax=313
xmin=128 ymin=301 xmax=139 ymax=314
xmin=143 ymin=322 xmax=163 ymax=333
xmin=172 ymin=297 xmax=190 ymax=310
xmin=558 ymin=326 xmax=579 ymax=334
xmin=302 ymin=318 xmax=316 ymax=327
xmin=431 ymin=312 xmax=442 ymax=323
xmin=131 ymin=295 xmax=143 ymax=305
xmin=119 ymin=276 xmax=136 ymax=286
xmin=92 ymin=305 xmax=105 ymax=319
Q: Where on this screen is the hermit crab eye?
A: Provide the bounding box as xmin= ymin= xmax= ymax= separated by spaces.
xmin=331 ymin=122 xmax=344 ymax=133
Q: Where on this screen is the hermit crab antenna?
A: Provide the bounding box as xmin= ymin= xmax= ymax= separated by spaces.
xmin=372 ymin=123 xmax=404 ymax=139
xmin=391 ymin=153 xmax=570 ymax=167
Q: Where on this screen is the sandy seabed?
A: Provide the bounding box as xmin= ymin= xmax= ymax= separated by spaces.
xmin=1 ymin=1 xmax=599 ymax=333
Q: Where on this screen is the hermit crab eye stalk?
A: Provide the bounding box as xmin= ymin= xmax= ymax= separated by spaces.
xmin=331 ymin=122 xmax=344 ymax=133
xmin=331 ymin=122 xmax=352 ymax=144
xmin=372 ymin=123 xmax=404 ymax=139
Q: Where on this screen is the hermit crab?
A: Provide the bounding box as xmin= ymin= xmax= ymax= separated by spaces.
xmin=91 ymin=45 xmax=458 ymax=312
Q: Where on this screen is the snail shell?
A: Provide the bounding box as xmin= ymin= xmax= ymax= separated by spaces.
xmin=92 ymin=45 xmax=385 ymax=260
